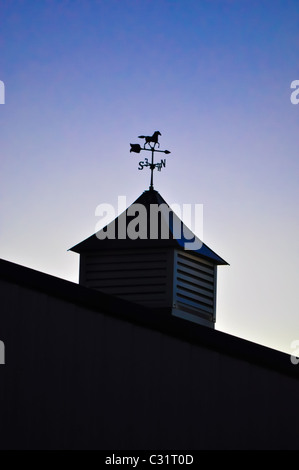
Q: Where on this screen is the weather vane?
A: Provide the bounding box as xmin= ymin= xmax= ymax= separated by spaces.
xmin=130 ymin=131 xmax=171 ymax=191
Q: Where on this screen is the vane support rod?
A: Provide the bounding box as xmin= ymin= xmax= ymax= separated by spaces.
xmin=149 ymin=148 xmax=154 ymax=191
xmin=130 ymin=131 xmax=171 ymax=191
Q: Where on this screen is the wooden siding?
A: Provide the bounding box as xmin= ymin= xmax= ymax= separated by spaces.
xmin=173 ymin=250 xmax=216 ymax=324
xmin=1 ymin=272 xmax=299 ymax=449
xmin=82 ymin=249 xmax=172 ymax=308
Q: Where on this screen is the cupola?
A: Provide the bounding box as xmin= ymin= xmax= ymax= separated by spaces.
xmin=69 ymin=131 xmax=228 ymax=328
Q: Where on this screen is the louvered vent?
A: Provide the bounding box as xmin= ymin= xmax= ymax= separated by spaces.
xmin=173 ymin=250 xmax=216 ymax=326
xmin=82 ymin=249 xmax=171 ymax=308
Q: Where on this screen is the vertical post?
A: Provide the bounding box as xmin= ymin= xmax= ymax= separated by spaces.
xmin=149 ymin=147 xmax=154 ymax=191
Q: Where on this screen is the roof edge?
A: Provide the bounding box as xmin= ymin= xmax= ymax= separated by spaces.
xmin=0 ymin=258 xmax=296 ymax=381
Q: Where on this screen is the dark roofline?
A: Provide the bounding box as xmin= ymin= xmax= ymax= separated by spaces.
xmin=69 ymin=189 xmax=228 ymax=265
xmin=0 ymin=258 xmax=296 ymax=380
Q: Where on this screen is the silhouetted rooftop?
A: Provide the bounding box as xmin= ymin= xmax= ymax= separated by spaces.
xmin=0 ymin=257 xmax=296 ymax=381
xmin=70 ymin=190 xmax=228 ymax=265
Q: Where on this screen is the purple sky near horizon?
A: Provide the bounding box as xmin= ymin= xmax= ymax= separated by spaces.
xmin=0 ymin=0 xmax=298 ymax=354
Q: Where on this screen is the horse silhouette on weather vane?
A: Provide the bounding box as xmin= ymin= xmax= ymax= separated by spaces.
xmin=130 ymin=131 xmax=171 ymax=191
xmin=138 ymin=131 xmax=161 ymax=149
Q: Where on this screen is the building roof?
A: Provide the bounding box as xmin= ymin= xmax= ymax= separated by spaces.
xmin=0 ymin=257 xmax=297 ymax=381
xmin=70 ymin=189 xmax=228 ymax=265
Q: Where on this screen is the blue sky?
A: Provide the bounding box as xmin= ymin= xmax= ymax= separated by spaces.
xmin=0 ymin=0 xmax=298 ymax=354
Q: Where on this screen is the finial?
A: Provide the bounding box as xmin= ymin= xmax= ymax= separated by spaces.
xmin=130 ymin=131 xmax=171 ymax=191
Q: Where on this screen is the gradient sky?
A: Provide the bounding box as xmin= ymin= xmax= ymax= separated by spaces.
xmin=0 ymin=0 xmax=298 ymax=354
